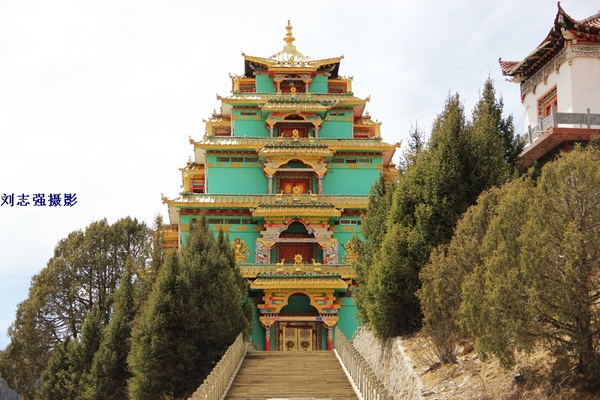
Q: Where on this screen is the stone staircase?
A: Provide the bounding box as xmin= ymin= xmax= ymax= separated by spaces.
xmin=224 ymin=351 xmax=358 ymax=400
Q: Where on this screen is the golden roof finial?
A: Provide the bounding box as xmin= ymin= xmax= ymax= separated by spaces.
xmin=284 ymin=20 xmax=295 ymax=46
xmin=283 ymin=20 xmax=297 ymax=53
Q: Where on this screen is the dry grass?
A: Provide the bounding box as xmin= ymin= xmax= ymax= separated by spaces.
xmin=401 ymin=332 xmax=600 ymax=400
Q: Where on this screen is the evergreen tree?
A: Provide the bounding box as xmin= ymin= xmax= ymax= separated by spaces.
xmin=418 ymin=186 xmax=502 ymax=363
xmin=354 ymin=173 xmax=397 ymax=323
xmin=368 ymin=93 xmax=468 ymax=337
xmin=520 ymin=148 xmax=600 ymax=380
xmin=0 ymin=217 xmax=151 ymax=398
xmin=127 ymin=251 xmax=184 ymax=400
xmin=35 ymin=340 xmax=78 ymax=400
xmin=459 ymin=176 xmax=535 ymax=367
xmin=37 ymin=306 xmax=104 ymax=400
xmin=128 ymin=218 xmax=251 ymax=400
xmin=83 ymin=266 xmax=135 ymax=400
xmin=368 ymin=80 xmax=519 ymax=338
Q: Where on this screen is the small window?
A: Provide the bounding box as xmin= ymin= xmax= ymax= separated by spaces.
xmin=240 ymin=111 xmax=257 ymax=116
xmin=244 ymin=156 xmax=258 ymax=163
xmin=340 ymin=219 xmax=361 ymax=225
xmin=538 ymin=86 xmax=557 ymax=121
xmin=216 ymin=156 xmax=229 ymax=162
xmin=230 ymin=157 xmax=244 ymax=163
xmin=358 ymin=158 xmax=372 ymax=163
xmin=225 ymin=218 xmax=241 ymax=224
xmin=345 ymin=158 xmax=357 ymax=164
xmin=241 ymin=218 xmax=253 ymax=224
xmin=331 ymin=157 xmax=344 ymax=164
xmin=207 ymin=218 xmax=224 ymax=224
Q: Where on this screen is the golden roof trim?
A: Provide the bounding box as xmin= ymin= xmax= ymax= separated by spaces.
xmin=191 ymin=137 xmax=396 ymax=152
xmin=163 ymin=194 xmax=369 ymax=210
xmin=249 ymin=276 xmax=348 ymax=290
xmin=240 ymin=265 xmax=356 ymax=279
xmin=257 ymin=146 xmax=334 ymax=156
xmin=222 ymin=93 xmax=366 ymax=103
xmin=251 ymin=205 xmax=341 ymax=218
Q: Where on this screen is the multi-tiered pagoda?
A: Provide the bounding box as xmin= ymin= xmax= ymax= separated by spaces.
xmin=163 ymin=22 xmax=397 ymax=351
xmin=500 ymin=5 xmax=600 ymax=168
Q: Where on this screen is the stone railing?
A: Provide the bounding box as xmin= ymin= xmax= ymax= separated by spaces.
xmin=525 ymin=106 xmax=600 ymax=145
xmin=188 ymin=334 xmax=248 ymax=400
xmin=334 ymin=327 xmax=392 ymax=400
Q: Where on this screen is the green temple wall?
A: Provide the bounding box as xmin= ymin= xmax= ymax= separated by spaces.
xmin=206 ymin=166 xmax=266 ymax=193
xmin=250 ymin=308 xmax=266 ymax=350
xmin=233 ymin=118 xmax=269 ymax=137
xmin=322 ymin=167 xmax=379 ymax=195
xmin=308 ymin=75 xmax=328 ymax=93
xmin=256 ymin=75 xmax=276 ymax=93
xmin=336 ymin=297 xmax=359 ymax=339
xmin=319 ymin=119 xmax=352 ymax=138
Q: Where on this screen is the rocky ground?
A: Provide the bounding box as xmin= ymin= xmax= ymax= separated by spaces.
xmin=353 ymin=328 xmax=600 ymax=400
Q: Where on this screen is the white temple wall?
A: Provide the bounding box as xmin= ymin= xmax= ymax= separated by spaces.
xmin=522 ymin=63 xmax=572 ymax=129
xmin=570 ymin=57 xmax=600 ymax=114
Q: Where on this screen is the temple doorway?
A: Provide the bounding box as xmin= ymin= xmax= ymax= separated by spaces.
xmin=277 ymin=221 xmax=317 ymax=264
xmin=275 ymin=294 xmax=322 ymax=351
xmin=277 ymin=321 xmax=319 ymax=351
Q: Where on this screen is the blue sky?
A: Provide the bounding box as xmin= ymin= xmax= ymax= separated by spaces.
xmin=0 ymin=0 xmax=596 ymax=349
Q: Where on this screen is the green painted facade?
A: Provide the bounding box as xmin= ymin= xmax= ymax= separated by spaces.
xmin=164 ymin=22 xmax=396 ymax=351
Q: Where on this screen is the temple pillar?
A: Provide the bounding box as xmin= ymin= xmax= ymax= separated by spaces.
xmin=265 ymin=325 xmax=271 ymax=351
xmin=322 ymin=320 xmax=338 ymax=351
xmin=327 ymin=326 xmax=334 ymax=350
xmin=318 ymin=176 xmax=323 ymax=194
xmin=274 ymin=76 xmax=283 ymax=93
xmin=260 ymin=319 xmax=275 ymax=351
xmin=302 ymin=76 xmax=312 ymax=93
xmin=268 ymin=123 xmax=274 ymax=138
xmin=268 ymin=175 xmax=274 ymax=194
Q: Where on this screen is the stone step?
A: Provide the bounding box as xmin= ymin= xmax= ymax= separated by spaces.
xmin=224 ymin=351 xmax=357 ymax=400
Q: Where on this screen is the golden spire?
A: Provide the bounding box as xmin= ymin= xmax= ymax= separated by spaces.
xmin=283 ymin=20 xmax=296 ymax=53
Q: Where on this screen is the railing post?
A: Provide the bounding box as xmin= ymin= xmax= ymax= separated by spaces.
xmin=587 ymin=108 xmax=591 ymax=128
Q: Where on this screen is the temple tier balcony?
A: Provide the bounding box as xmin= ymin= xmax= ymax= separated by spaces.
xmin=520 ymin=106 xmax=600 ymax=169
xmin=239 ymin=263 xmax=356 ymax=279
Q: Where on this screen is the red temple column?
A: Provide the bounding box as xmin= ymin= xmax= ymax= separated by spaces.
xmin=327 ymin=326 xmax=334 ymax=351
xmin=265 ymin=325 xmax=271 ymax=351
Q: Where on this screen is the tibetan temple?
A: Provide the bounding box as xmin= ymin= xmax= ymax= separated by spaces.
xmin=500 ymin=4 xmax=600 ymax=168
xmin=162 ymin=22 xmax=398 ymax=351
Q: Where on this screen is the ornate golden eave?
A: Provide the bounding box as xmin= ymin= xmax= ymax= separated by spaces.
xmin=261 ymin=101 xmax=327 ymax=113
xmin=190 ymin=137 xmax=396 ymax=153
xmin=162 ymin=194 xmax=369 ymax=210
xmin=258 ymin=145 xmax=334 ymax=157
xmin=251 ymin=204 xmax=342 ymax=219
xmin=249 ymin=276 xmax=348 ymax=290
xmin=240 ymin=264 xmax=356 ymax=279
xmin=220 ymin=93 xmax=367 ymax=106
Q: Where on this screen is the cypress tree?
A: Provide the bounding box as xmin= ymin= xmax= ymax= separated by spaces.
xmin=83 ymin=266 xmax=135 ymax=400
xmin=368 ymin=80 xmax=519 ymax=338
xmin=355 ymin=173 xmax=397 ymax=324
xmin=128 ymin=217 xmax=251 ymax=400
